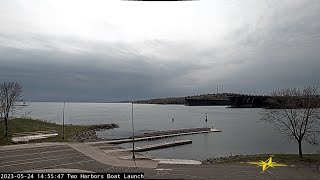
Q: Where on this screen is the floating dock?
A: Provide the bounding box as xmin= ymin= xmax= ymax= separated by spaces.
xmin=133 ymin=127 xmax=220 ymax=138
xmin=134 ymin=140 xmax=192 ymax=152
xmin=89 ymin=127 xmax=221 ymax=145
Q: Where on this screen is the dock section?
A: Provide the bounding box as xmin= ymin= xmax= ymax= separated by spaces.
xmin=134 ymin=140 xmax=192 ymax=152
xmin=89 ymin=127 xmax=221 ymax=145
xmin=134 ymin=127 xmax=220 ymax=138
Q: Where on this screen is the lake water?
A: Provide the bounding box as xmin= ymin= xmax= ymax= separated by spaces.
xmin=18 ymin=102 xmax=319 ymax=160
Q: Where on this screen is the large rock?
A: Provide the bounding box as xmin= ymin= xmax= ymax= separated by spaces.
xmin=69 ymin=123 xmax=119 ymax=142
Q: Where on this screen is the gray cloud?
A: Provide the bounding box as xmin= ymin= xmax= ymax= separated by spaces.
xmin=0 ymin=43 xmax=207 ymax=101
xmin=222 ymin=0 xmax=320 ymax=93
xmin=0 ymin=0 xmax=320 ymax=101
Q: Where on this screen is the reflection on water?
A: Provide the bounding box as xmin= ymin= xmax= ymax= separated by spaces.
xmin=18 ymin=102 xmax=319 ymax=160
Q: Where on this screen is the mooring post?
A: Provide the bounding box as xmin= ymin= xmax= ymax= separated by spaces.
xmin=62 ymin=101 xmax=65 ymax=140
xmin=205 ymin=112 xmax=208 ymax=128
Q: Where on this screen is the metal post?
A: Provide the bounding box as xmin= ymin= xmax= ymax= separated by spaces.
xmin=131 ymin=101 xmax=136 ymax=160
xmin=62 ymin=101 xmax=65 ymax=140
xmin=205 ymin=112 xmax=208 ymax=128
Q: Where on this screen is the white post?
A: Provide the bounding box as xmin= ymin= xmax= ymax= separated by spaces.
xmin=132 ymin=101 xmax=136 ymax=161
xmin=62 ymin=101 xmax=65 ymax=140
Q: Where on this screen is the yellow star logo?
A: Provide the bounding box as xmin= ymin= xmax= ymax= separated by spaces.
xmin=247 ymin=156 xmax=287 ymax=172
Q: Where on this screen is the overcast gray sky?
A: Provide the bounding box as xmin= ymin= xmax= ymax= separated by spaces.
xmin=0 ymin=0 xmax=319 ymax=102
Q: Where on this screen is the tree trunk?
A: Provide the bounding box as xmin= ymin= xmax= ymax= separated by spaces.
xmin=298 ymin=139 xmax=303 ymax=158
xmin=4 ymin=112 xmax=9 ymax=137
xmin=5 ymin=118 xmax=8 ymax=137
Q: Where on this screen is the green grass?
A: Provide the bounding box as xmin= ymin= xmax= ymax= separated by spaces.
xmin=0 ymin=118 xmax=94 ymax=146
xmin=203 ymin=154 xmax=320 ymax=165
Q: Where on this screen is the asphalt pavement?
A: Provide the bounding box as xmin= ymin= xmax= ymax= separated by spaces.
xmin=0 ymin=142 xmax=319 ymax=179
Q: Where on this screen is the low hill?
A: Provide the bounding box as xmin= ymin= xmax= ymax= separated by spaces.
xmin=135 ymin=97 xmax=185 ymax=104
xmin=132 ymin=93 xmax=243 ymax=105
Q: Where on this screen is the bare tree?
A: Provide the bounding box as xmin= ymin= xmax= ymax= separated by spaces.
xmin=0 ymin=82 xmax=23 ymax=137
xmin=260 ymin=86 xmax=320 ymax=158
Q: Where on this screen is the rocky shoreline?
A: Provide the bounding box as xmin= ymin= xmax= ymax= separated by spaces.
xmin=202 ymin=155 xmax=244 ymax=164
xmin=69 ymin=123 xmax=119 ymax=142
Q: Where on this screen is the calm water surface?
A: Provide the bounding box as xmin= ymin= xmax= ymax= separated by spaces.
xmin=18 ymin=102 xmax=319 ymax=160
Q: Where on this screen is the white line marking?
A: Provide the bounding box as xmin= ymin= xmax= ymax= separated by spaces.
xmin=155 ymin=168 xmax=173 ymax=171
xmin=153 ymin=159 xmax=202 ymax=165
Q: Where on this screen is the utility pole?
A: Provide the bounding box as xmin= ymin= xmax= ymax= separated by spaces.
xmin=131 ymin=101 xmax=136 ymax=161
xmin=205 ymin=112 xmax=208 ymax=128
xmin=62 ymin=101 xmax=65 ymax=140
xmin=217 ymin=85 xmax=219 ymax=94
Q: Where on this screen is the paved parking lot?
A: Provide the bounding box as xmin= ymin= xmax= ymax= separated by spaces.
xmin=0 ymin=143 xmax=155 ymax=174
xmin=0 ymin=144 xmax=97 ymax=172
